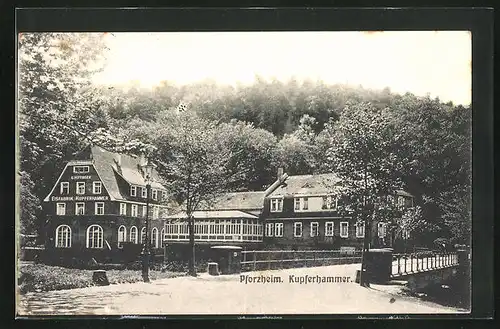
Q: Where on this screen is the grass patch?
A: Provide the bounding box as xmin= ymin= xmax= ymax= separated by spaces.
xmin=18 ymin=262 xmax=184 ymax=294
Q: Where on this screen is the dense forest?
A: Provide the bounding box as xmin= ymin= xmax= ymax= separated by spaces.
xmin=18 ymin=33 xmax=471 ymax=248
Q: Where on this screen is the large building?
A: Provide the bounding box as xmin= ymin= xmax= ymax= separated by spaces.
xmin=42 ymin=145 xmax=169 ymax=265
xmin=164 ymin=169 xmax=415 ymax=252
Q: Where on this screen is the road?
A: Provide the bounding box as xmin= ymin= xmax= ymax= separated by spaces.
xmin=17 ymin=263 xmax=465 ymax=316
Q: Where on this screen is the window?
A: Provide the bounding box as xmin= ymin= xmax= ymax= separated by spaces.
xmin=265 ymin=223 xmax=274 ymax=237
xmin=274 ymin=223 xmax=284 ymax=237
xmin=130 ymin=185 xmax=137 ymax=197
xmin=86 ymin=225 xmax=103 ymax=248
xmin=270 ymin=198 xmax=282 ymax=212
xmin=60 ymin=182 xmax=69 ymax=194
xmin=76 ymin=182 xmax=85 ymax=195
xmin=323 ymin=196 xmax=338 ymax=210
xmin=378 ymin=222 xmax=386 ymax=238
xmin=142 ymin=187 xmax=147 ymax=198
xmin=120 ymin=203 xmax=127 ymax=215
xmin=130 ymin=226 xmax=138 ymax=243
xmin=340 ymin=222 xmax=349 ymax=238
xmin=355 ymin=222 xmax=365 ymax=238
xmin=397 ymin=196 xmax=405 ymax=207
xmin=55 ymin=225 xmax=71 ymax=248
xmin=325 ymin=222 xmax=334 ymax=236
xmin=140 ymin=227 xmax=146 ymax=244
xmin=95 ymin=202 xmax=105 ymax=215
xmin=161 ymin=191 xmax=167 ymax=201
xmin=131 ymin=204 xmax=138 ymax=217
xmin=153 ymin=206 xmax=159 ymax=219
xmin=92 ymin=181 xmax=102 ymax=194
xmin=402 ymin=228 xmax=410 ymax=240
xmin=56 ymin=203 xmax=66 ymax=215
xmin=303 ymin=197 xmax=309 ymax=210
xmin=117 ymin=225 xmax=127 ymax=248
xmin=294 ymin=198 xmax=301 ymax=211
xmin=152 ymin=189 xmax=158 ymax=200
xmin=142 ymin=205 xmax=147 ymax=217
xmin=310 ymin=222 xmax=319 ymax=237
xmin=160 ymin=228 xmax=165 ymax=248
xmin=294 ymin=222 xmax=303 ymax=237
xmin=75 ymin=202 xmax=85 ymax=215
xmin=151 ymin=227 xmax=159 ymax=248
xmin=73 ymin=165 xmax=89 ymax=173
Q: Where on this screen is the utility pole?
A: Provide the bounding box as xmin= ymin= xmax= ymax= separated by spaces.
xmin=141 ymin=160 xmax=154 ymax=283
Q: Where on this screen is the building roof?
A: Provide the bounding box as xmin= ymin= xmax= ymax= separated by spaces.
xmin=165 ymin=210 xmax=258 ymax=220
xmin=199 ymin=191 xmax=266 ymax=211
xmin=267 ymin=173 xmax=342 ymax=197
xmin=89 ymin=145 xmax=166 ymax=200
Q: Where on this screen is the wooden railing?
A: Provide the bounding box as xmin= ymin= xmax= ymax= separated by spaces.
xmin=241 ymin=249 xmax=362 ymax=272
xmin=391 ymin=252 xmax=459 ymax=278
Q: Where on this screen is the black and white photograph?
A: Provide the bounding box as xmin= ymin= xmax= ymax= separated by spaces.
xmin=16 ymin=28 xmax=474 ymax=316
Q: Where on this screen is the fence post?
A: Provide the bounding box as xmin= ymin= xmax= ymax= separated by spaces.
xmin=404 ymin=255 xmax=407 ymax=274
xmin=268 ymin=252 xmax=271 ymax=270
xmin=410 ymin=254 xmax=414 ymax=272
xmin=397 ymin=255 xmax=401 ymax=275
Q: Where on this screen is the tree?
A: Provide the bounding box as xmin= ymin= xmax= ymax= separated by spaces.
xmin=325 ymin=102 xmax=402 ymax=286
xmin=127 ymin=109 xmax=245 ymax=276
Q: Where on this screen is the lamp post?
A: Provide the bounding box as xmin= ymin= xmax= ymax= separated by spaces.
xmin=141 ymin=160 xmax=154 ymax=283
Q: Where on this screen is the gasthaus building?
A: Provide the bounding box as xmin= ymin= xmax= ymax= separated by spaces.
xmin=42 ymin=145 xmax=169 ymax=266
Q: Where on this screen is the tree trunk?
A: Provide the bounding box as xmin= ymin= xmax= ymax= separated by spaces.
xmin=188 ymin=215 xmax=197 ymax=276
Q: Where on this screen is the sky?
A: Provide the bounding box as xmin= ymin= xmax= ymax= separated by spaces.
xmin=93 ymin=31 xmax=471 ymax=105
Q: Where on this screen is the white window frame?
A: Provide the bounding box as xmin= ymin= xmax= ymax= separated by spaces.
xmin=92 ymin=181 xmax=102 ymax=194
xmin=130 ymin=226 xmax=138 ymax=243
xmin=325 ymin=222 xmax=334 ymax=236
xmin=73 ymin=165 xmax=89 ymax=173
xmin=152 ymin=189 xmax=158 ymax=200
xmin=60 ymin=182 xmax=69 ymax=194
xmin=130 ymin=185 xmax=137 ymax=197
xmin=56 ymin=203 xmax=66 ymax=216
xmin=294 ymin=198 xmax=301 ymax=211
xmin=378 ymin=222 xmax=386 ymax=238
xmin=340 ymin=221 xmax=349 ymax=238
xmin=95 ymin=202 xmax=104 ymax=215
xmin=160 ymin=228 xmax=165 ymax=248
xmin=75 ymin=202 xmax=85 ymax=215
xmin=265 ymin=223 xmax=274 ymax=237
xmin=117 ymin=225 xmax=127 ymax=248
xmin=86 ymin=224 xmax=103 ymax=249
xmin=151 ymin=227 xmax=159 ymax=248
xmin=120 ymin=203 xmax=127 ymax=215
xmin=153 ymin=206 xmax=159 ymax=219
xmin=293 ymin=222 xmax=303 ymax=237
xmin=140 ymin=227 xmax=146 ymax=244
xmin=142 ymin=205 xmax=147 ymax=217
xmin=274 ymin=222 xmax=284 ymax=237
xmin=55 ymin=224 xmax=71 ymax=248
xmin=142 ymin=187 xmax=147 ymax=198
xmin=161 ymin=191 xmax=167 ymax=201
xmin=355 ymin=222 xmax=365 ymax=238
xmin=270 ymin=198 xmax=283 ymax=212
xmin=131 ymin=204 xmax=138 ymax=217
xmin=310 ymin=222 xmax=319 ymax=237
xmin=76 ymin=182 xmax=85 ymax=195
xmin=303 ymin=197 xmax=309 ymax=210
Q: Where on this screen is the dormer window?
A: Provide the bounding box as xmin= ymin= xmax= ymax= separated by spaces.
xmin=130 ymin=186 xmax=137 ymax=197
xmin=294 ymin=198 xmax=300 ymax=210
xmin=322 ymin=196 xmax=338 ymax=210
xmin=142 ymin=187 xmax=147 ymax=198
xmin=270 ymin=198 xmax=283 ymax=212
xmin=161 ymin=191 xmax=167 ymax=201
xmin=73 ymin=166 xmax=89 ymax=173
xmin=303 ymin=197 xmax=309 ymax=210
xmin=152 ymin=189 xmax=158 ymax=200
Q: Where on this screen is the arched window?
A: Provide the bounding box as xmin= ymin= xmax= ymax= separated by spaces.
xmin=55 ymin=225 xmax=71 ymax=248
xmin=118 ymin=225 xmax=127 ymax=248
xmin=160 ymin=228 xmax=165 ymax=248
xmin=130 ymin=226 xmax=138 ymax=244
xmin=140 ymin=227 xmax=146 ymax=244
xmin=86 ymin=225 xmax=103 ymax=249
xmin=151 ymin=227 xmax=159 ymax=249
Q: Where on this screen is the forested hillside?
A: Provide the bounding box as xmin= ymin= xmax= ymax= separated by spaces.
xmin=18 ymin=33 xmax=471 ymax=247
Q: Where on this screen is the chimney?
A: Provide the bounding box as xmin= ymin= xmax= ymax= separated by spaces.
xmin=277 ymin=167 xmax=284 ymax=179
